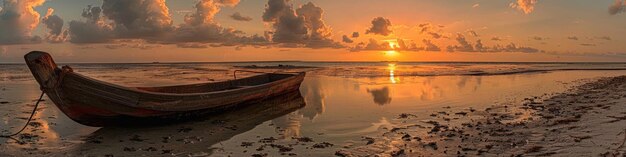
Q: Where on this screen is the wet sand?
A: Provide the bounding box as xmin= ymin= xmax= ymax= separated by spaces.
xmin=337 ymin=76 xmax=626 ymax=156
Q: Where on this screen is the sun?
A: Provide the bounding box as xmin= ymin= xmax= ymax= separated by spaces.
xmin=384 ymin=50 xmax=397 ymax=56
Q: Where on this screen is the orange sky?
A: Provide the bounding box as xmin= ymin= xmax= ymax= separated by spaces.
xmin=0 ymin=0 xmax=625 ymax=62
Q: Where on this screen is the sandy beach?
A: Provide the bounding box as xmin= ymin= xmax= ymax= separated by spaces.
xmin=337 ymin=76 xmax=626 ymax=157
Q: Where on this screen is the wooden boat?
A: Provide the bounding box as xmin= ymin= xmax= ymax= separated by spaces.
xmin=24 ymin=51 xmax=306 ymax=127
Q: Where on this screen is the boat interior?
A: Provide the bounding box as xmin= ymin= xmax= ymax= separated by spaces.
xmin=134 ymin=73 xmax=297 ymax=94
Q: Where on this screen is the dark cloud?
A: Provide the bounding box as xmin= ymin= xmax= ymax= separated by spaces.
xmin=0 ymin=0 xmax=44 ymax=45
xmin=352 ymin=32 xmax=360 ymax=38
xmin=42 ymin=8 xmax=68 ymax=43
xmin=422 ymin=39 xmax=441 ymax=51
xmin=567 ymin=36 xmax=579 ymax=40
xmin=447 ymin=33 xmax=540 ymax=53
xmin=262 ymin=0 xmax=342 ymax=48
xmin=609 ymin=0 xmax=626 ymax=15
xmin=429 ymin=32 xmax=442 ymax=39
xmin=510 ymin=0 xmax=539 ymax=14
xmin=69 ymin=6 xmax=114 ymax=43
xmin=342 ymin=35 xmax=354 ymax=43
xmin=365 ymin=17 xmax=393 ymax=36
xmin=97 ymin=0 xmax=174 ymax=40
xmin=69 ymin=0 xmax=267 ymax=47
xmin=447 ymin=33 xmax=474 ymax=52
xmin=230 ymin=12 xmax=252 ymax=21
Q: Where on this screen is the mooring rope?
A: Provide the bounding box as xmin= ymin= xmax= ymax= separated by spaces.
xmin=0 ymin=90 xmax=45 ymax=138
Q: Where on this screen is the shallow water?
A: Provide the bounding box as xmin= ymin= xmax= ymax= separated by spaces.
xmin=0 ymin=62 xmax=625 ymax=156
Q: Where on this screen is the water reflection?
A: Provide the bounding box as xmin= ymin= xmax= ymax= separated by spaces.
xmin=367 ymin=87 xmax=392 ymax=106
xmin=388 ymin=63 xmax=399 ymax=84
xmin=299 ymin=76 xmax=326 ymax=120
xmin=60 ymin=91 xmax=306 ymax=156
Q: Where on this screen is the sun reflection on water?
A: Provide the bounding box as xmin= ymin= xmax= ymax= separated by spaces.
xmin=388 ymin=63 xmax=399 ymax=84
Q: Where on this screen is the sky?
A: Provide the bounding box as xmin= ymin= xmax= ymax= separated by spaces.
xmin=0 ymin=0 xmax=626 ymax=63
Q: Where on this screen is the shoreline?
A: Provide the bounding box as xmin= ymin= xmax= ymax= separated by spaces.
xmin=337 ymin=76 xmax=626 ymax=156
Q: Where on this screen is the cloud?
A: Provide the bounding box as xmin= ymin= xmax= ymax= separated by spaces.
xmin=447 ymin=33 xmax=540 ymax=53
xmin=428 ymin=32 xmax=442 ymax=39
xmin=447 ymin=33 xmax=474 ymax=52
xmin=609 ymin=0 xmax=626 ymax=15
xmin=491 ymin=36 xmax=504 ymax=41
xmin=352 ymin=32 xmax=360 ymax=38
xmin=510 ymin=0 xmax=539 ymax=14
xmin=467 ymin=30 xmax=479 ymax=37
xmin=41 ymin=8 xmax=68 ymax=43
xmin=580 ymin=43 xmax=596 ymax=46
xmin=68 ymin=5 xmax=114 ymax=43
xmin=350 ymin=38 xmax=427 ymax=52
xmin=567 ymin=36 xmax=579 ymax=40
xmin=472 ymin=4 xmax=480 ymax=8
xmin=422 ymin=39 xmax=441 ymax=51
xmin=69 ymin=0 xmax=266 ymax=47
xmin=0 ymin=0 xmax=44 ymax=45
xmin=365 ymin=17 xmax=393 ymax=36
xmin=102 ymin=0 xmax=173 ymax=39
xmin=104 ymin=39 xmax=162 ymax=50
xmin=597 ymin=36 xmax=612 ymax=40
xmin=230 ymin=12 xmax=252 ymax=21
xmin=531 ymin=36 xmax=544 ymax=40
xmin=342 ymin=35 xmax=353 ymax=43
xmin=262 ymin=0 xmax=342 ymax=48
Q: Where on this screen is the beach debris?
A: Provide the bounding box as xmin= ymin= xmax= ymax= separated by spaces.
xmin=293 ymin=137 xmax=314 ymax=142
xmin=312 ymin=142 xmax=334 ymax=149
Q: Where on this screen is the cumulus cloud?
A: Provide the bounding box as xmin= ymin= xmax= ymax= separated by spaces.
xmin=447 ymin=33 xmax=540 ymax=53
xmin=510 ymin=0 xmax=538 ymax=14
xmin=168 ymin=0 xmax=267 ymax=45
xmin=68 ymin=0 xmax=266 ymax=47
xmin=467 ymin=30 xmax=479 ymax=37
xmin=230 ymin=12 xmax=252 ymax=21
xmin=342 ymin=35 xmax=353 ymax=43
xmin=352 ymin=32 xmax=360 ymax=38
xmin=69 ymin=5 xmax=114 ymax=43
xmin=365 ymin=17 xmax=393 ymax=36
xmin=447 ymin=33 xmax=474 ymax=52
xmin=350 ymin=38 xmax=426 ymax=52
xmin=41 ymin=8 xmax=68 ymax=43
xmin=262 ymin=0 xmax=342 ymax=48
xmin=609 ymin=0 xmax=626 ymax=15
xmin=422 ymin=39 xmax=441 ymax=51
xmin=102 ymin=0 xmax=173 ymax=39
xmin=0 ymin=0 xmax=44 ymax=45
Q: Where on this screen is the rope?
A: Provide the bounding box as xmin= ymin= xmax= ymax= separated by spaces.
xmin=0 ymin=91 xmax=45 ymax=138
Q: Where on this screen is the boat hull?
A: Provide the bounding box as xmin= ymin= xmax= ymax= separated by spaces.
xmin=24 ymin=51 xmax=306 ymax=127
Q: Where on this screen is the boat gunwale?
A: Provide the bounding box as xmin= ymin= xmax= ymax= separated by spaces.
xmin=65 ymin=71 xmax=305 ymax=97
